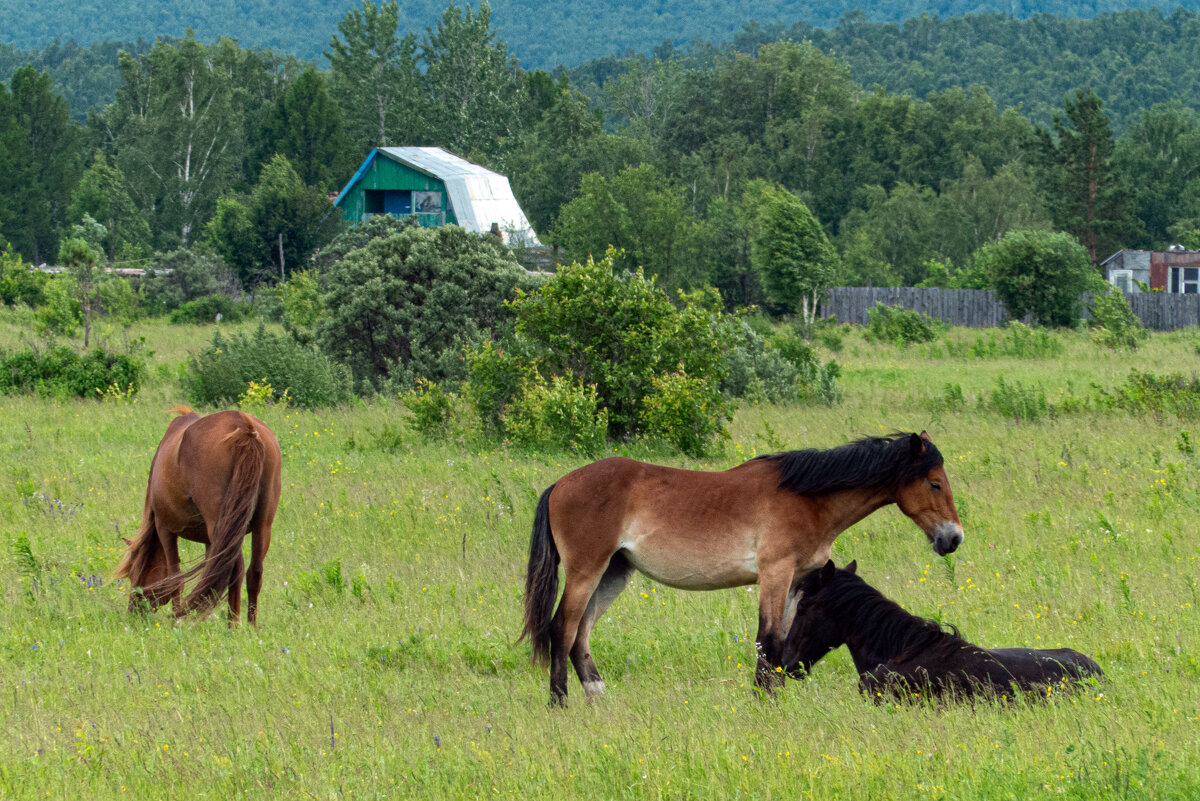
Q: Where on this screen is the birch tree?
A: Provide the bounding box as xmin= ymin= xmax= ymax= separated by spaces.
xmin=108 ymin=33 xmax=240 ymax=248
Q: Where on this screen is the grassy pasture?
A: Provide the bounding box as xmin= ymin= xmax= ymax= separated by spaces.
xmin=1 ymin=314 xmax=1199 ymax=799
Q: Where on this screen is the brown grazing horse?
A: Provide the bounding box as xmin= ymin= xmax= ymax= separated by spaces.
xmin=784 ymin=560 xmax=1103 ymax=700
xmin=520 ymin=431 xmax=963 ymax=705
xmin=115 ymin=407 xmax=282 ymax=625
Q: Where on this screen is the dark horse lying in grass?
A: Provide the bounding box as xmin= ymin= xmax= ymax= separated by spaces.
xmin=115 ymin=407 xmax=282 ymax=625
xmin=784 ymin=560 xmax=1102 ymax=700
xmin=521 ymin=432 xmax=964 ymax=706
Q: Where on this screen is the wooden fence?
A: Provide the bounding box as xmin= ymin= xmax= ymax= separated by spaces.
xmin=820 ymin=286 xmax=1200 ymax=331
xmin=1116 ymin=293 xmax=1200 ymax=330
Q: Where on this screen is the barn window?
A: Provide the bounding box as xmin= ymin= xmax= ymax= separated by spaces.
xmin=1170 ymin=267 xmax=1200 ymax=294
xmin=365 ymin=190 xmax=385 ymax=214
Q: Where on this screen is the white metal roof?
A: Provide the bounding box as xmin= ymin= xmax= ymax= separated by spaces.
xmin=378 ymin=147 xmax=541 ymax=247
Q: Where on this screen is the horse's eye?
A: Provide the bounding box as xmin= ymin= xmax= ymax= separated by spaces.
xmin=930 ymin=481 xmax=942 ymax=491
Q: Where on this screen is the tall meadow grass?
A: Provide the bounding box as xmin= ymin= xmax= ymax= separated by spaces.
xmin=1 ymin=313 xmax=1198 ymax=798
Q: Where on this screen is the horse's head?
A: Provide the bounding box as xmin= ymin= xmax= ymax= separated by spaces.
xmin=782 ymin=559 xmax=855 ymax=677
xmin=894 ymin=432 xmax=962 ymax=556
xmin=123 ymin=545 xmax=174 ymax=612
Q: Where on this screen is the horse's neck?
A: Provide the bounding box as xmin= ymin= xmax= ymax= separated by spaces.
xmin=843 ymin=628 xmax=901 ymax=676
xmin=818 ymin=487 xmax=893 ymax=537
xmin=839 ymin=596 xmax=923 ymax=675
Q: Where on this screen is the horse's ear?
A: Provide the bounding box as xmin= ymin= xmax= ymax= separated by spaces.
xmin=919 ymin=430 xmax=932 ymax=442
xmin=910 ymin=432 xmax=925 ymax=456
xmin=121 ymin=537 xmax=132 ymax=546
xmin=821 ymin=559 xmax=837 ymax=583
xmin=845 ymin=559 xmax=857 ymax=574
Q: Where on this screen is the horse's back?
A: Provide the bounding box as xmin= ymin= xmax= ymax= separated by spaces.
xmin=155 ymin=411 xmax=281 ymax=529
xmin=862 ymin=644 xmax=1101 ymax=700
xmin=182 ymin=409 xmax=280 ymax=485
xmin=987 ymin=647 xmax=1103 ymax=682
xmin=553 ymin=456 xmax=778 ymax=510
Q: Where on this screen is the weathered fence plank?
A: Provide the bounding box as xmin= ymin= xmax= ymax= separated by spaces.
xmin=820 ymin=287 xmax=1200 ymax=330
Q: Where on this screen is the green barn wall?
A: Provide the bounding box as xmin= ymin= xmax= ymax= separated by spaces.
xmin=337 ymin=152 xmax=457 ymax=226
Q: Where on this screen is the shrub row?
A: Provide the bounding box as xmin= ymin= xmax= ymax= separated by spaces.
xmin=934 ymin=369 xmax=1200 ymax=423
xmin=0 ymin=346 xmax=144 ymax=398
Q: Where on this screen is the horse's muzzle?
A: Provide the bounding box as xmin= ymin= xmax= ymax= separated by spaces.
xmin=931 ymin=523 xmax=963 ymax=556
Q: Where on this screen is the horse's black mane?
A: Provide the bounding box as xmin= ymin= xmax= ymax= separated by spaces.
xmin=755 ymin=433 xmax=943 ymax=496
xmin=804 ymin=569 xmax=970 ymax=663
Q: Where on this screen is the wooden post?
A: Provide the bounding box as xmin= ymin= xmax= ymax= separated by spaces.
xmin=278 ymin=233 xmax=285 ymax=280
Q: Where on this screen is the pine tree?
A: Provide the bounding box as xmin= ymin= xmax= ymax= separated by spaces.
xmin=1037 ymin=89 xmax=1138 ymax=264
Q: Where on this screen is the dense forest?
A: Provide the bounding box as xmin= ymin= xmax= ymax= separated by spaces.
xmin=9 ymin=8 xmax=1200 ymax=127
xmin=2 ymin=0 xmax=1199 ymax=69
xmin=575 ymin=8 xmax=1200 ymax=130
xmin=3 ymin=0 xmax=1200 ymax=306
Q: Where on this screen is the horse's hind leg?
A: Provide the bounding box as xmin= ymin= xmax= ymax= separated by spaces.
xmin=246 ymin=518 xmax=272 ymax=626
xmin=549 ymin=565 xmax=607 ymax=706
xmin=570 ymin=553 xmax=632 ymax=702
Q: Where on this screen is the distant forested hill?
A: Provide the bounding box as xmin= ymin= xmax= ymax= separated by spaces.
xmin=3 ymin=0 xmax=1200 ymax=69
xmin=570 ymin=8 xmax=1200 ymax=131
xmin=8 ymin=6 xmax=1200 ymax=127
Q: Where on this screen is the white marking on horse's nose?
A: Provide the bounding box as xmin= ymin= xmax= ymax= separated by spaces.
xmin=933 ymin=522 xmax=964 ymax=555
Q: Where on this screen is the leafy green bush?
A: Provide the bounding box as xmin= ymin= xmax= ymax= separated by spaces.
xmin=864 ymin=303 xmax=941 ymax=345
xmin=768 ymin=328 xmax=842 ymax=405
xmin=503 ymin=373 xmax=609 ymax=455
xmin=168 ymin=294 xmax=249 ymax=324
xmin=35 ymin=275 xmax=82 ymax=337
xmin=402 ymin=378 xmax=455 ymax=439
xmin=810 ymin=318 xmax=846 ymax=352
xmin=1099 ymin=370 xmax=1200 ymax=419
xmin=1089 ymin=289 xmax=1147 ymax=350
xmin=238 ymin=378 xmax=290 ymax=411
xmin=479 ymin=252 xmax=731 ymax=444
xmin=973 ymin=230 xmax=1098 ymax=326
xmin=0 ymin=244 xmax=46 ymax=307
xmin=986 ymin=377 xmax=1048 ymax=422
xmin=465 ymin=339 xmax=537 ymax=437
xmin=723 ymin=321 xmax=800 ymax=403
xmin=809 ymin=359 xmax=843 ymax=406
xmin=184 ymin=325 xmax=353 ymax=409
xmin=280 ymin=269 xmax=325 ymax=344
xmin=318 ymin=224 xmax=535 ymax=391
xmin=639 ymin=369 xmax=731 ymax=457
xmin=0 ymin=346 xmax=144 ymax=398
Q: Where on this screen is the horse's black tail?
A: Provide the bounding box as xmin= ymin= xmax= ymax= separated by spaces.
xmin=519 ymin=484 xmax=559 ymax=666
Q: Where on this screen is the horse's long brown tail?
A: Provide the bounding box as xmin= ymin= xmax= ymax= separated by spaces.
xmin=519 ymin=484 xmax=559 ymax=666
xmin=114 ymin=506 xmax=159 ymax=585
xmin=180 ymin=414 xmax=265 ymax=617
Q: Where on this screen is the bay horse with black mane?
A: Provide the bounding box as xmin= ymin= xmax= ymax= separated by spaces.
xmin=115 ymin=407 xmax=281 ymax=625
xmin=784 ymin=560 xmax=1102 ymax=700
xmin=520 ymin=431 xmax=964 ymax=705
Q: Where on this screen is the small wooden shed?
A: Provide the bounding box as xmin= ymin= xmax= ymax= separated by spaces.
xmin=333 ymin=146 xmax=540 ymax=246
xmin=1103 ymin=247 xmax=1200 ymax=294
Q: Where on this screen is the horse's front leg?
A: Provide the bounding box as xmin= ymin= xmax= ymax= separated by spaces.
xmin=754 ymin=563 xmax=793 ymax=694
xmin=156 ymin=524 xmax=184 ymax=617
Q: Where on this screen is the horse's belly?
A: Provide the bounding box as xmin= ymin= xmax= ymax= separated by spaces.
xmin=620 ymin=534 xmax=758 ymax=591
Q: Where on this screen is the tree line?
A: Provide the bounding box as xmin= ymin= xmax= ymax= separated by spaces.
xmin=3 ymin=0 xmax=1198 ymax=72
xmin=3 ymin=0 xmax=1200 ymax=312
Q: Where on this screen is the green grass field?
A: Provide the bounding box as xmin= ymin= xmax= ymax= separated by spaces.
xmin=1 ymin=315 xmax=1198 ymax=799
